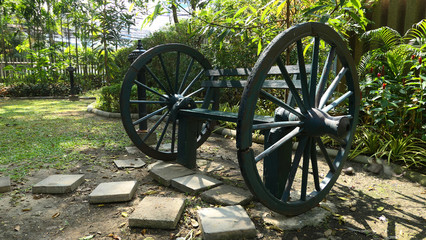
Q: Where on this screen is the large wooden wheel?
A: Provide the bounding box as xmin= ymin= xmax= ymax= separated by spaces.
xmin=237 ymin=22 xmax=360 ymax=215
xmin=120 ymin=44 xmax=218 ymax=161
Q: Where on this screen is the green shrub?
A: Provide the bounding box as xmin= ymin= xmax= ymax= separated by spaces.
xmin=3 ymin=83 xmax=80 ymax=97
xmin=95 ymin=83 xmax=164 ymax=113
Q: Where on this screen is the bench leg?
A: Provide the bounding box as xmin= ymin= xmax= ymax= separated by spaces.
xmin=177 ymin=116 xmax=198 ymax=169
xmin=264 ymin=127 xmax=292 ymax=198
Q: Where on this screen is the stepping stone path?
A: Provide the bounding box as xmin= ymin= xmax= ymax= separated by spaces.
xmin=197 ymin=205 xmax=257 ymax=240
xmin=21 ymin=155 xmax=333 ymax=239
xmin=201 ymin=184 xmax=252 ymax=206
xmin=114 ymin=158 xmax=146 ymax=168
xmin=89 ymin=181 xmax=138 ymax=203
xmin=129 ymin=196 xmax=185 ymax=229
xmin=171 ymin=173 xmax=222 ymax=194
xmin=0 ymin=176 xmax=11 ymax=193
xmin=149 ymin=162 xmax=195 ymax=186
xmin=32 ymin=174 xmax=85 ymax=194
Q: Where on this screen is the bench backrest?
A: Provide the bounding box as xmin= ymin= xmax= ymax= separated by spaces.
xmin=202 ymin=65 xmax=311 ymax=89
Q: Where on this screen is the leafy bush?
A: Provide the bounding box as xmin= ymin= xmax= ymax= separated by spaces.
xmin=2 ymin=83 xmax=80 ymax=97
xmin=358 ymin=21 xmax=426 ymax=139
xmin=95 ymin=83 xmax=164 ymax=113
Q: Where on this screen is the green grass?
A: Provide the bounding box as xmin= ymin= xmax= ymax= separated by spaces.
xmin=0 ymin=99 xmax=132 ymax=181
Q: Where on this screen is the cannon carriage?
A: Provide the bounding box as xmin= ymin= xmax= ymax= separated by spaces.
xmin=120 ymin=22 xmax=360 ymax=216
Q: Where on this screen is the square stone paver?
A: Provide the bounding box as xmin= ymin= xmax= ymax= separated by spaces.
xmin=200 ymin=185 xmax=253 ymax=206
xmin=32 ymin=174 xmax=85 ymax=194
xmin=89 ymin=181 xmax=138 ymax=204
xmin=0 ymin=176 xmax=11 ymax=193
xmin=171 ymin=174 xmax=222 ymax=194
xmin=125 ymin=146 xmax=142 ymax=155
xmin=114 ymin=158 xmax=146 ymax=168
xmin=149 ymin=163 xmax=195 ymax=186
xmin=129 ymin=196 xmax=185 ymax=229
xmin=197 ymin=205 xmax=257 ymax=240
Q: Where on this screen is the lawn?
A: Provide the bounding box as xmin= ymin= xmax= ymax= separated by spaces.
xmin=0 ymin=99 xmax=131 ymax=181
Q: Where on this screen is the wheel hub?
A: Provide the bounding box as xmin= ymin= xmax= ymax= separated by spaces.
xmin=303 ymin=108 xmax=350 ymax=138
xmin=275 ymin=107 xmax=350 ymax=138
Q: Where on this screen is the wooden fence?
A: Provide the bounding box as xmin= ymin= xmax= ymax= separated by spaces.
xmin=351 ymin=0 xmax=426 ymax=63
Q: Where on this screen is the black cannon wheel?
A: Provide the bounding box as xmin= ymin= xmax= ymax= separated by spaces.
xmin=120 ymin=44 xmax=217 ymax=160
xmin=237 ymin=22 xmax=360 ymax=215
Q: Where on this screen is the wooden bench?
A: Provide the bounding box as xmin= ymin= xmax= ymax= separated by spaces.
xmin=177 ymin=65 xmax=310 ymax=168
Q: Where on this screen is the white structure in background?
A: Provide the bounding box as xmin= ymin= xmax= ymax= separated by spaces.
xmin=122 ymin=1 xmax=191 ymax=41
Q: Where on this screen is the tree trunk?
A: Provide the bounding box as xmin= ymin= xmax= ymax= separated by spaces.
xmin=171 ymin=3 xmax=179 ymax=24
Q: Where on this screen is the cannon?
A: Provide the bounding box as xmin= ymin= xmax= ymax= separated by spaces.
xmin=120 ymin=22 xmax=360 ymax=216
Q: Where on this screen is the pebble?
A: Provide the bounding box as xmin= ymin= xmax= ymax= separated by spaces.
xmin=342 ymin=167 xmax=355 ymax=175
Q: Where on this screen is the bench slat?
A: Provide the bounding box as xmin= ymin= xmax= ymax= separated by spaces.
xmin=206 ymin=65 xmax=312 ymax=77
xmin=180 ymin=108 xmax=274 ymax=123
xmin=202 ymin=80 xmax=301 ymax=89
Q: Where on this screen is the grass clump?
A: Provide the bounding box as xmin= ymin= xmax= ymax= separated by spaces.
xmin=0 ymin=99 xmax=131 ymax=181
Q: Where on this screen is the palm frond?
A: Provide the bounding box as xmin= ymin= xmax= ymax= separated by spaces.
xmin=361 ymin=26 xmax=402 ymax=52
xmin=403 ymin=19 xmax=426 ymax=46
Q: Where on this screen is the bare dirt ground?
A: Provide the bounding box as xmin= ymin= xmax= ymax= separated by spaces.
xmin=0 ymin=133 xmax=425 ymax=240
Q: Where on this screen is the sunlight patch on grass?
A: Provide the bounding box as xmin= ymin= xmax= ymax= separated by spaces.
xmin=0 ymin=99 xmax=131 ymax=181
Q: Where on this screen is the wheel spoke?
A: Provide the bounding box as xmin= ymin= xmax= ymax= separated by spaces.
xmin=315 ymin=46 xmax=336 ymax=107
xmin=158 ymin=53 xmax=174 ymax=93
xmin=252 ymin=121 xmax=302 ymax=131
xmin=255 ymin=127 xmax=302 ymax=162
xmin=309 ymin=37 xmax=320 ymax=108
xmin=301 ymin=137 xmax=311 ymax=201
xmin=311 ymin=139 xmax=321 ymax=191
xmin=276 ymin=57 xmax=307 ymax=114
xmin=175 ymin=51 xmax=180 ymax=92
xmin=315 ymin=137 xmax=336 ymax=173
xmin=181 ymin=69 xmax=205 ymax=95
xmin=322 ymin=91 xmax=353 ymax=113
xmin=185 ymin=87 xmax=205 ymax=98
xmin=296 ymin=40 xmax=311 ymax=109
xmin=142 ymin=110 xmax=169 ymax=142
xmin=134 ymin=79 xmax=168 ymax=99
xmin=155 ymin=116 xmax=171 ymax=151
xmin=260 ymin=90 xmax=305 ymax=119
xmin=130 ymin=100 xmax=167 ymax=104
xmin=178 ymin=58 xmax=195 ymax=93
xmin=281 ymin=136 xmax=308 ymax=201
xmin=144 ymin=66 xmax=172 ymax=95
xmin=133 ymin=106 xmax=167 ymax=126
xmin=318 ymin=67 xmax=348 ymax=109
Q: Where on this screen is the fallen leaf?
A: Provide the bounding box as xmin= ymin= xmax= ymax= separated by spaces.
xmin=350 ymin=207 xmax=357 ymax=212
xmin=52 ymin=212 xmax=60 ymax=218
xmin=78 ymin=235 xmax=94 ymax=240
xmin=121 ymin=212 xmax=128 ymax=218
xmin=141 ymin=229 xmax=147 ymax=235
xmin=97 ymin=204 xmax=105 ymax=207
xmin=324 ymin=229 xmax=333 ymax=237
xmin=338 ymin=197 xmax=349 ymax=201
xmin=119 ymin=222 xmax=126 ymax=228
xmin=266 ymin=225 xmax=283 ymax=232
xmin=14 ymin=225 xmax=20 ymax=231
xmin=377 ymin=206 xmax=384 ymax=212
xmin=22 ymin=208 xmax=32 ymax=212
xmin=143 ymin=190 xmax=159 ymax=195
xmin=191 ymin=219 xmax=199 ymax=228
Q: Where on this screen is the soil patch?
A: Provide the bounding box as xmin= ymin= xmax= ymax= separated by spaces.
xmin=0 ymin=134 xmax=424 ymax=240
